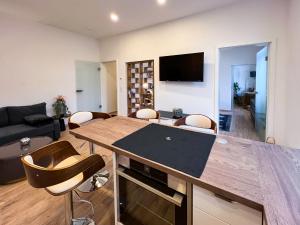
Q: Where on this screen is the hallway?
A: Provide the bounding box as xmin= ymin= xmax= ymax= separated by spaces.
xmin=220 ymin=106 xmax=262 ymax=141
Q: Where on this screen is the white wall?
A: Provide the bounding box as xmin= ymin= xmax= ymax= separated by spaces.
xmin=232 ymin=64 xmax=256 ymax=93
xmin=286 ymin=0 xmax=300 ymax=148
xmin=0 ymin=13 xmax=100 ymax=114
xmin=219 ymin=45 xmax=262 ymax=111
xmin=98 ymin=0 xmax=289 ymax=145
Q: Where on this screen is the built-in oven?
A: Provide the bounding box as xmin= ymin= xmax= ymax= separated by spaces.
xmin=118 ymin=159 xmax=188 ymax=225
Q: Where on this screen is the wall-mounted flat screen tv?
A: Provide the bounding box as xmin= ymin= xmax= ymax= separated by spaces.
xmin=159 ymin=52 xmax=204 ymax=82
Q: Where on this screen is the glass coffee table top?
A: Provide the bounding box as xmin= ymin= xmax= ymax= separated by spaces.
xmin=0 ymin=136 xmax=53 ymax=184
xmin=0 ymin=136 xmax=53 ymax=159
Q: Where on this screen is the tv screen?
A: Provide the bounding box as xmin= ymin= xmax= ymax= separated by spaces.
xmin=159 ymin=52 xmax=204 ymax=82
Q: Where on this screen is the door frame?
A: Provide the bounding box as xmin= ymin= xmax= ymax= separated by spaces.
xmin=215 ymin=40 xmax=276 ymax=141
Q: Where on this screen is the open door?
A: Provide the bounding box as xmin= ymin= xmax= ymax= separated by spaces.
xmin=75 ymin=61 xmax=101 ymax=112
xmin=255 ymin=46 xmax=268 ymax=141
xmin=100 ymin=61 xmax=117 ymax=114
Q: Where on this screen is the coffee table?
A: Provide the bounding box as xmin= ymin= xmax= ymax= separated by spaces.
xmin=0 ymin=136 xmax=53 ymax=184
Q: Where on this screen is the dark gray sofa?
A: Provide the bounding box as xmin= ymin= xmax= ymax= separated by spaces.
xmin=0 ymin=102 xmax=60 ymax=146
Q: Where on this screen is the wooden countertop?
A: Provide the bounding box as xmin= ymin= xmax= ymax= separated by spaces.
xmin=70 ymin=116 xmax=300 ymax=225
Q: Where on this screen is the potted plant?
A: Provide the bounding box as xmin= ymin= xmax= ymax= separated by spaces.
xmin=233 ymin=82 xmax=241 ymax=105
xmin=52 ymin=95 xmax=68 ymax=119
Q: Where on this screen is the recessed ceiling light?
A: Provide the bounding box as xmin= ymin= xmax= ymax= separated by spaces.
xmin=110 ymin=12 xmax=119 ymax=22
xmin=157 ymin=0 xmax=167 ymax=5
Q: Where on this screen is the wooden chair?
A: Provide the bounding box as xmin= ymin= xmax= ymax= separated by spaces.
xmin=68 ymin=111 xmax=111 ymax=192
xmin=129 ymin=108 xmax=160 ymax=121
xmin=68 ymin=111 xmax=111 ymax=130
xmin=174 ymin=114 xmax=217 ymax=134
xmin=21 ymin=141 xmax=105 ymax=225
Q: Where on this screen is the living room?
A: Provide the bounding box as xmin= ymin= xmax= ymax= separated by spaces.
xmin=0 ymin=0 xmax=299 ymax=225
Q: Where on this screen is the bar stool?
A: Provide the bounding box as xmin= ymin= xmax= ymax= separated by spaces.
xmin=174 ymin=114 xmax=217 ymax=134
xmin=21 ymin=141 xmax=106 ymax=225
xmin=68 ymin=111 xmax=111 ymax=192
xmin=129 ymin=108 xmax=160 ymax=121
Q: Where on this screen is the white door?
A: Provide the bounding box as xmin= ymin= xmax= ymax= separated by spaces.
xmin=255 ymin=47 xmax=268 ymax=141
xmin=75 ymin=61 xmax=101 ymax=112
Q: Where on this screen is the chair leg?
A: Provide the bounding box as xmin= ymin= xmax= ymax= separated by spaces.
xmin=89 ymin=142 xmax=95 ymax=155
xmin=79 ymin=141 xmax=87 ymax=149
xmin=76 ymin=141 xmax=109 ymax=193
xmin=73 ymin=190 xmax=95 ymax=218
xmin=65 ymin=191 xmax=74 ymax=225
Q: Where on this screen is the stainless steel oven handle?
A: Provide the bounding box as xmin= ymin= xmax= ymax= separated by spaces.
xmin=117 ymin=168 xmax=184 ymax=207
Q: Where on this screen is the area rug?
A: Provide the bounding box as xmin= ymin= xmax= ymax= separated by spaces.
xmin=219 ymin=114 xmax=232 ymax=132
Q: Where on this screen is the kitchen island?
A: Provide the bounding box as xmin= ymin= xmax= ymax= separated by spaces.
xmin=70 ymin=116 xmax=300 ymax=225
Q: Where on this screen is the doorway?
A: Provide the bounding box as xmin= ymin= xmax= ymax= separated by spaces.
xmin=218 ymin=44 xmax=269 ymax=142
xmin=100 ymin=61 xmax=118 ymax=115
xmin=75 ymin=61 xmax=101 ymax=112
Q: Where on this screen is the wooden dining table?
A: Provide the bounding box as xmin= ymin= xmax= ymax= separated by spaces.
xmin=70 ymin=116 xmax=300 ymax=225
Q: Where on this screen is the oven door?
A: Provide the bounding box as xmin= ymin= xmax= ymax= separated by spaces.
xmin=118 ymin=168 xmax=187 ymax=225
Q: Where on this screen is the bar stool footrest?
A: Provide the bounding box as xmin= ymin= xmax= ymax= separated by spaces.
xmin=71 ymin=217 xmax=95 ymax=225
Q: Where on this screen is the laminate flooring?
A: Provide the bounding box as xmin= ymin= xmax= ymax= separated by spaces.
xmin=219 ymin=106 xmax=262 ymax=142
xmin=0 ymin=131 xmax=115 ymax=225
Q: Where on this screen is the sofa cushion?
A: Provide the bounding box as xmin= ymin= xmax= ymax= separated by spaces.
xmin=0 ymin=107 xmax=9 ymax=127
xmin=24 ymin=114 xmax=54 ymax=126
xmin=0 ymin=123 xmax=54 ymax=146
xmin=7 ymin=103 xmax=47 ymax=125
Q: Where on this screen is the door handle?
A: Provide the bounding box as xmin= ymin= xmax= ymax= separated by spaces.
xmin=76 ymin=90 xmax=83 ymax=93
xmin=214 ymin=193 xmax=237 ymax=204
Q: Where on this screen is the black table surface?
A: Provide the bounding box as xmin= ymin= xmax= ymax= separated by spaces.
xmin=113 ymin=123 xmax=216 ymax=178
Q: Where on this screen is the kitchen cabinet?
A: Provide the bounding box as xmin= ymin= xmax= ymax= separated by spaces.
xmin=193 ymin=186 xmax=262 ymax=225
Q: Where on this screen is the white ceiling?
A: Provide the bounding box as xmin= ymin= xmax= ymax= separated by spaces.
xmin=0 ymin=0 xmax=246 ymax=39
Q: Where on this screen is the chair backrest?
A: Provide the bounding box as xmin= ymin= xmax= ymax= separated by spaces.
xmin=69 ymin=112 xmax=93 ymax=125
xmin=21 ymin=141 xmax=105 ymax=194
xmin=21 ymin=141 xmax=79 ymax=188
xmin=129 ymin=108 xmax=159 ymax=120
xmin=68 ymin=111 xmax=111 ymax=130
xmin=24 ymin=155 xmax=34 ymax=164
xmin=175 ymin=114 xmax=217 ymax=133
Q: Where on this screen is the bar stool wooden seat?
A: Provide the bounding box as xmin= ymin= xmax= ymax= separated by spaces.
xmin=21 ymin=141 xmax=105 ymax=225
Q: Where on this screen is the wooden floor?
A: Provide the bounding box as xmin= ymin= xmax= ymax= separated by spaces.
xmin=0 ymin=131 xmax=115 ymax=225
xmin=220 ymin=106 xmax=262 ymax=141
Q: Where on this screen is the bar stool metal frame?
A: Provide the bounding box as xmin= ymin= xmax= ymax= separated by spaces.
xmin=68 ymin=111 xmax=111 ymax=193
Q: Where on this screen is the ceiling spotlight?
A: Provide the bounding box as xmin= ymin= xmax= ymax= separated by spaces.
xmin=110 ymin=12 xmax=119 ymax=22
xmin=157 ymin=0 xmax=167 ymax=5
